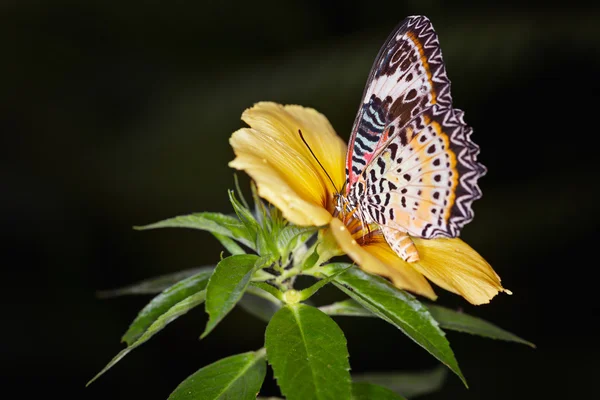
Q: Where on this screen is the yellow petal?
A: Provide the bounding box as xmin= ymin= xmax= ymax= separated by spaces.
xmin=329 ymin=218 xmax=437 ymax=300
xmin=411 ymin=237 xmax=509 ymax=305
xmin=279 ymin=104 xmax=346 ymax=191
xmin=241 ymin=102 xmax=347 ymax=196
xmin=230 ymin=128 xmax=332 ymax=226
xmin=229 ymin=102 xmax=346 ymax=226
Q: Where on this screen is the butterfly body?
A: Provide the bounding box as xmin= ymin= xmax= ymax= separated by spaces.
xmin=342 ymin=16 xmax=486 ymax=263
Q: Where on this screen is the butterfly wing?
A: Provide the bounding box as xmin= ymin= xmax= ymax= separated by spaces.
xmin=346 ymin=15 xmax=452 ymax=190
xmin=354 ymin=105 xmax=486 ymax=239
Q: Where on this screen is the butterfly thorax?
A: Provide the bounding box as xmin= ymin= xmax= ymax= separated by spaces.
xmin=339 ymin=178 xmax=421 ymax=262
xmin=333 ymin=181 xmax=375 ymax=237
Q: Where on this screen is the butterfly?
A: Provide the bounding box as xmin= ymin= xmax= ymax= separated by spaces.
xmin=339 ymin=15 xmax=486 ymax=263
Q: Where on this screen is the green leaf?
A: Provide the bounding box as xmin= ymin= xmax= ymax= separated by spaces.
xmin=251 ymin=180 xmax=269 ymax=226
xmin=201 ymin=254 xmax=261 ymax=338
xmin=135 ymin=212 xmax=254 ymax=248
xmin=353 ymin=367 xmax=447 ymax=398
xmin=168 ymin=349 xmax=267 ymax=400
xmin=265 ymin=303 xmax=351 ymax=400
xmin=213 ymin=233 xmax=246 ymax=255
xmin=426 ymin=304 xmax=536 ymax=348
xmin=321 ymin=263 xmax=466 ymax=387
xmin=87 ymin=290 xmax=206 ymax=386
xmin=319 ymin=299 xmax=373 ymax=317
xmin=96 ymin=266 xmax=212 ymax=297
xmin=234 ymin=173 xmax=251 ymax=210
xmin=302 ymin=246 xmax=320 ymax=270
xmin=122 ymin=267 xmax=213 ymax=345
xmin=321 ymin=299 xmax=535 ymax=348
xmin=229 ymin=190 xmax=278 ymax=257
xmin=351 ymin=382 xmax=407 ymax=400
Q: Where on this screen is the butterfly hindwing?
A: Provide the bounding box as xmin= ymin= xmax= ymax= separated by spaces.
xmin=346 ymin=15 xmax=452 ymax=189
xmin=354 ymin=105 xmax=485 ymax=239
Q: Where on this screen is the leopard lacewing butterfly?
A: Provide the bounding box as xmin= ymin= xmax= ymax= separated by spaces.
xmin=343 ymin=16 xmax=486 ymax=262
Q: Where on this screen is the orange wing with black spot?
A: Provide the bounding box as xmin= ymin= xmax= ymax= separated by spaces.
xmin=346 ymin=16 xmax=453 ymax=191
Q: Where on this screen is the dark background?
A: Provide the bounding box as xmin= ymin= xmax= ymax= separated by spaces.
xmin=3 ymin=1 xmax=599 ymax=399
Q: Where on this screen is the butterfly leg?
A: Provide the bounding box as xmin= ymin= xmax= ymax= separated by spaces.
xmin=381 ymin=226 xmax=420 ymax=263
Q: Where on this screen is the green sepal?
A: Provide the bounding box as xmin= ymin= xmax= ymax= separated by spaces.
xmin=301 ymin=246 xmax=320 ymax=270
xmin=228 ymin=190 xmax=278 ymax=256
xmin=251 ymin=180 xmax=270 ymax=226
xmin=277 ymin=225 xmax=316 ymax=262
xmin=233 ymin=173 xmax=251 ymax=210
xmin=228 ymin=190 xmax=260 ymax=239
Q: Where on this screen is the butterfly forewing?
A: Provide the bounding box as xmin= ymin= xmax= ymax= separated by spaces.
xmin=346 ymin=15 xmax=452 ymax=188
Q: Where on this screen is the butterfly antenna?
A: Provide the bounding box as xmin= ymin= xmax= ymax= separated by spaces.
xmin=298 ymin=129 xmax=340 ymax=194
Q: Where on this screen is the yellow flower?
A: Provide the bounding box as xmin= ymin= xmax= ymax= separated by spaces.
xmin=229 ymin=102 xmax=509 ymax=305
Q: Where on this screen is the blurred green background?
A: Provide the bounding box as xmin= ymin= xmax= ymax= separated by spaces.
xmin=3 ymin=0 xmax=599 ymax=398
